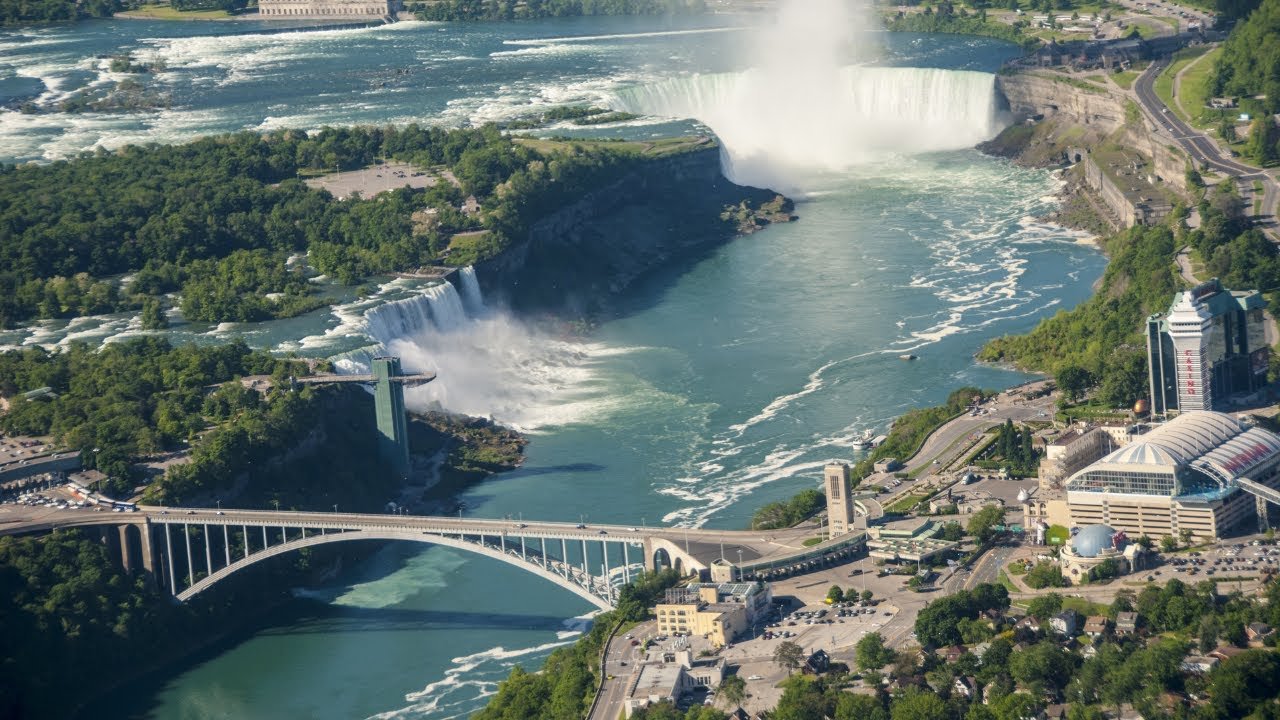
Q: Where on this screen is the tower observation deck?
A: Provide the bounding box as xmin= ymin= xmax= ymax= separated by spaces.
xmin=292 ymin=357 xmax=434 ymax=480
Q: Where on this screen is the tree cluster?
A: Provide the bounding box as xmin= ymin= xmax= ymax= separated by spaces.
xmin=750 ymin=488 xmax=825 ymax=530
xmin=0 ymin=125 xmax=663 ymax=326
xmin=1212 ymin=0 xmax=1280 ymax=116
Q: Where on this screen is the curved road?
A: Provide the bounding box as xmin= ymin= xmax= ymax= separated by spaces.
xmin=1134 ymin=57 xmax=1278 ymax=233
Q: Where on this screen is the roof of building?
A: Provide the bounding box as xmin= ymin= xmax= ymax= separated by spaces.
xmin=630 ymin=663 xmax=685 ymax=700
xmin=1116 ymin=611 xmax=1139 ymax=627
xmin=1068 ymin=411 xmax=1280 ymax=492
xmin=1072 ymin=524 xmax=1118 ymax=558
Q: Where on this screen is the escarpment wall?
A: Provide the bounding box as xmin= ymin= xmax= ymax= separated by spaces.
xmin=474 ymin=146 xmax=781 ymax=316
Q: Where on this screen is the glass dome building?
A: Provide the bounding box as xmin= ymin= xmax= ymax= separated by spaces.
xmin=1065 ymin=411 xmax=1280 ymax=541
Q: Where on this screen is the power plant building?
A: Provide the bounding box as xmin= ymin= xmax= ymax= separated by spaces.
xmin=257 ymin=0 xmax=400 ymax=17
xmin=1064 ymin=411 xmax=1280 ymax=541
xmin=1146 ymin=279 xmax=1268 ymax=415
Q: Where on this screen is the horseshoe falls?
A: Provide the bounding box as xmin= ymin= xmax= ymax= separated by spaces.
xmin=613 ymin=66 xmax=1003 ymax=191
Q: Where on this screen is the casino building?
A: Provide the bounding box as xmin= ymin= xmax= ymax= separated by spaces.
xmin=1064 ymin=411 xmax=1280 ymax=541
xmin=1146 ymin=279 xmax=1268 ymax=415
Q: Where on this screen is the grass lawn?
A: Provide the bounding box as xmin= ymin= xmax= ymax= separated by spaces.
xmin=1061 ymin=596 xmax=1110 ymax=616
xmin=1178 ymin=47 xmax=1222 ymax=128
xmin=1256 ymin=180 xmax=1265 ymax=215
xmin=803 ymin=536 xmax=824 ymax=547
xmin=1111 ymin=70 xmax=1140 ymax=90
xmin=118 ymin=4 xmax=231 ymax=18
xmin=1154 ymin=46 xmax=1214 ymax=125
xmin=1046 ymin=524 xmax=1071 ymax=546
xmin=999 ymin=569 xmax=1019 ymax=593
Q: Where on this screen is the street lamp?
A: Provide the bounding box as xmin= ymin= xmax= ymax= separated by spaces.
xmin=333 ymin=504 xmax=338 ymax=514
xmin=271 ymin=499 xmax=280 ymax=512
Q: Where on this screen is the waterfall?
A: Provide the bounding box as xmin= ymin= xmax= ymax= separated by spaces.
xmin=611 ymin=66 xmax=1003 ymax=191
xmin=362 ymin=279 xmax=473 ymax=346
xmin=457 ymin=266 xmax=485 ymax=316
xmin=335 ymin=268 xmax=596 ymax=431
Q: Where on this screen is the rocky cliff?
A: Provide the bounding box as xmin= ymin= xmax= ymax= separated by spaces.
xmin=984 ymin=71 xmax=1191 ymax=212
xmin=473 ymin=146 xmax=791 ymax=317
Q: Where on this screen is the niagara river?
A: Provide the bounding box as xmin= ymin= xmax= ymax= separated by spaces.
xmin=1 ymin=11 xmax=1108 ymax=720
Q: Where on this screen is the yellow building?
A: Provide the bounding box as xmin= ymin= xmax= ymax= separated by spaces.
xmin=655 ymin=585 xmax=761 ymax=647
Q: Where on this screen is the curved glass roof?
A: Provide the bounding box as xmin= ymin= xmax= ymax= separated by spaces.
xmin=1068 ymin=411 xmax=1280 ymax=493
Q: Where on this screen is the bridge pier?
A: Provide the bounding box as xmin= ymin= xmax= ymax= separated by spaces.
xmin=1259 ymin=495 xmax=1271 ymax=533
xmin=184 ymin=524 xmax=194 ymax=588
xmin=165 ymin=524 xmax=176 ymax=595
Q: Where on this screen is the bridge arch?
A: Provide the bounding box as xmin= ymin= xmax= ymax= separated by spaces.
xmin=653 ymin=547 xmax=671 ymax=571
xmin=174 ymin=528 xmax=613 ymax=610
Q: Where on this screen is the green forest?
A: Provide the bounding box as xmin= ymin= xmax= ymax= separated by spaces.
xmin=1212 ymin=0 xmax=1280 ymax=114
xmin=0 ymin=124 xmax=676 ymax=327
xmin=0 ymin=0 xmax=117 ymax=23
xmin=412 ymin=0 xmax=705 ymax=21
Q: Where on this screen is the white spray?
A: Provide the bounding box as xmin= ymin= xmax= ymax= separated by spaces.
xmin=611 ymin=0 xmax=1002 ymax=192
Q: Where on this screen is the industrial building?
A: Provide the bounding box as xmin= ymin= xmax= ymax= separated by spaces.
xmin=1146 ymin=279 xmax=1269 ymax=415
xmin=1064 ymin=411 xmax=1280 ymax=541
xmin=257 ymin=0 xmax=399 ymax=18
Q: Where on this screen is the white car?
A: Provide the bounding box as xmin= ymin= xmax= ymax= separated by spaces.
xmin=747 ymin=675 xmax=763 ymax=681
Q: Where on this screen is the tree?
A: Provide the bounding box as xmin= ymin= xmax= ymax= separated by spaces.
xmin=1056 ymin=364 xmax=1094 ymax=402
xmin=1025 ymin=562 xmax=1068 ymax=589
xmin=967 ymin=504 xmax=1006 ymax=543
xmin=861 ymin=589 xmax=874 ymax=604
xmin=1161 ymin=535 xmax=1179 ymax=553
xmin=1027 ymin=593 xmax=1064 ymax=621
xmin=826 ymin=585 xmax=844 ymax=604
xmin=835 ymin=693 xmax=888 ymax=720
xmin=773 ymin=641 xmax=804 ymax=675
xmin=1010 ymin=642 xmax=1076 ymax=698
xmin=942 ymin=521 xmax=965 ymax=541
xmin=1180 ymin=528 xmax=1195 ymax=547
xmin=857 ymin=631 xmax=894 ymax=671
xmin=891 ymin=688 xmax=947 ymax=720
xmin=1199 ymin=615 xmax=1221 ymax=653
xmin=1247 ymin=116 xmax=1280 ymax=166
xmin=140 ymin=296 xmax=168 ymax=330
xmin=719 ymin=674 xmax=746 ymax=707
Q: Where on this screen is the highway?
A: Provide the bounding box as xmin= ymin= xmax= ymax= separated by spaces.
xmin=1133 ymin=57 xmax=1278 ymax=233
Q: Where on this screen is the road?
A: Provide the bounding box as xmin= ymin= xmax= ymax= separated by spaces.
xmin=591 ymin=620 xmax=655 ymax=720
xmin=1133 ymin=58 xmax=1278 ymax=235
xmin=901 ymin=383 xmax=1055 ymax=480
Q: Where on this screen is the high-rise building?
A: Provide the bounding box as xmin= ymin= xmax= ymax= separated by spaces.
xmin=372 ymin=356 xmax=411 ymax=480
xmin=825 ymin=463 xmax=854 ymax=540
xmin=1146 ymin=279 xmax=1268 ymax=415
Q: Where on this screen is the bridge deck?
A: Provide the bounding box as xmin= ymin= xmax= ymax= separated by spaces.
xmin=292 ymin=372 xmax=437 ymax=386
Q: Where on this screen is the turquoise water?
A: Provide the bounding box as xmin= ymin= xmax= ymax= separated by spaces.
xmin=1 ymin=14 xmax=1108 ymax=720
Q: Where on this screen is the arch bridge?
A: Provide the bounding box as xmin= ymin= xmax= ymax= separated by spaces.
xmin=3 ymin=507 xmax=866 ymax=608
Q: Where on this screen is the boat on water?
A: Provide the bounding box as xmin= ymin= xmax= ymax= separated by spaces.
xmin=852 ymin=429 xmax=875 ymax=449
xmin=899 ymin=354 xmax=918 ymax=361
